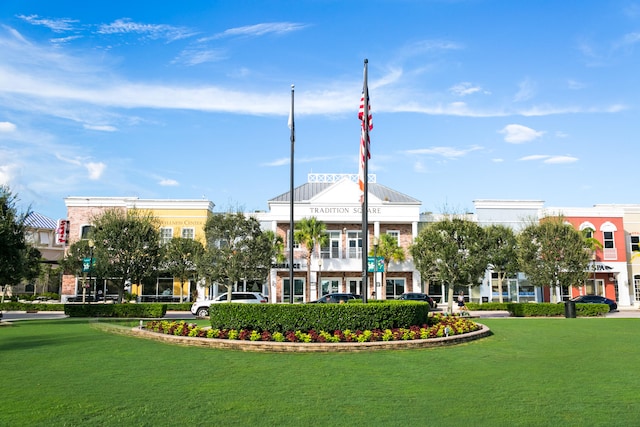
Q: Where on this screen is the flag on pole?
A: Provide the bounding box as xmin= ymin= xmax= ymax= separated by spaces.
xmin=358 ymin=64 xmax=372 ymax=194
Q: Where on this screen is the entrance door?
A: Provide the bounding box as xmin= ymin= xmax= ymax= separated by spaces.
xmin=321 ymin=279 xmax=340 ymax=296
xmin=347 ymin=279 xmax=362 ymax=296
xmin=585 ymin=279 xmax=605 ymax=296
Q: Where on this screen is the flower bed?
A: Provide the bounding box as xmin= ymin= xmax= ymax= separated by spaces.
xmin=143 ymin=313 xmax=480 ymax=343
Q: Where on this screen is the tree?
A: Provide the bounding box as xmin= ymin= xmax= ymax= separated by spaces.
xmin=485 ymin=225 xmax=519 ymax=303
xmin=294 ymin=217 xmax=328 ymax=302
xmin=162 ymin=237 xmax=205 ymax=302
xmin=0 ymin=186 xmax=30 ymax=302
xmin=370 ymin=233 xmax=406 ymax=299
xmin=90 ymin=208 xmax=162 ymax=303
xmin=410 ymin=218 xmax=488 ymax=312
xmin=204 ymin=212 xmax=272 ymax=301
xmin=517 ymin=217 xmax=592 ymax=303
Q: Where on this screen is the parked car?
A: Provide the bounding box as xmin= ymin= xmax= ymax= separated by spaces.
xmin=190 ymin=292 xmax=268 ymax=317
xmin=397 ymin=292 xmax=437 ymax=309
xmin=567 ymin=295 xmax=617 ymax=312
xmin=309 ymin=293 xmax=361 ymax=303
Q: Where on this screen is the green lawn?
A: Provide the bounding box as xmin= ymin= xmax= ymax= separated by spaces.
xmin=1 ymin=318 xmax=639 ymax=426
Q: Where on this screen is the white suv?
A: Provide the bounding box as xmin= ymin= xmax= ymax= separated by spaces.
xmin=190 ymin=292 xmax=268 ymax=317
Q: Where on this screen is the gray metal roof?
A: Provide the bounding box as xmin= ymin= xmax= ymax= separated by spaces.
xmin=269 ymin=182 xmax=421 ymax=204
xmin=25 ymin=212 xmax=57 ymax=229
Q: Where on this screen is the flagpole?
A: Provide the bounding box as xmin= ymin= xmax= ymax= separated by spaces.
xmin=289 ymin=84 xmax=295 ymax=304
xmin=361 ymin=59 xmax=369 ymax=304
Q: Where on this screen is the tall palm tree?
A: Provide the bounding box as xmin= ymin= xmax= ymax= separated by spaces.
xmin=294 ymin=217 xmax=328 ymax=302
xmin=370 ymin=233 xmax=406 ymax=299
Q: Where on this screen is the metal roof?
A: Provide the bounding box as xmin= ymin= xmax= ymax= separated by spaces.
xmin=25 ymin=212 xmax=57 ymax=229
xmin=269 ymin=182 xmax=421 ymax=204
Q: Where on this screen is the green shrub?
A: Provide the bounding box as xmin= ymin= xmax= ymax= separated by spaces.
xmin=467 ymin=302 xmax=510 ymax=311
xmin=208 ymin=302 xmax=431 ymax=333
xmin=64 ymin=303 xmax=167 ymax=318
xmin=0 ymin=302 xmax=65 ymax=312
xmin=165 ymin=302 xmax=192 ymax=311
xmin=505 ymin=302 xmax=609 ymax=317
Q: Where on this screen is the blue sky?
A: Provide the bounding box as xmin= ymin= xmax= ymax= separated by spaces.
xmin=1 ymin=0 xmax=639 ymax=220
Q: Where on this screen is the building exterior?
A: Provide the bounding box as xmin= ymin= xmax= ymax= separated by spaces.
xmin=58 ymin=184 xmax=640 ymax=308
xmin=61 ymin=197 xmax=214 ymax=302
xmin=253 ymin=173 xmax=422 ymax=302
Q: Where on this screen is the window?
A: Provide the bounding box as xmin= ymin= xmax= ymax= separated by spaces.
xmin=320 ymin=231 xmax=341 ymax=258
xmin=160 ymin=227 xmax=173 ymax=244
xmin=603 ymin=231 xmax=614 ymax=249
xmin=283 ymin=278 xmax=304 ymax=303
xmin=631 ymin=236 xmax=640 ymax=253
xmin=385 ymin=278 xmax=405 ymax=299
xmin=386 ymin=230 xmax=400 ymax=246
xmin=181 ymin=228 xmax=195 ymax=239
xmin=39 ymin=231 xmax=50 ymax=245
xmin=81 ymin=225 xmax=93 ymax=239
xmin=346 ymin=231 xmax=362 ymax=259
xmin=287 ymin=229 xmax=300 ymax=250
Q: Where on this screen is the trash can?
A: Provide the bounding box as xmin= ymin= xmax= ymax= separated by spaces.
xmin=564 ymin=301 xmax=576 ymax=318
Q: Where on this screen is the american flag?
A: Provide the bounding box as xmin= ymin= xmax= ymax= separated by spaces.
xmin=358 ymin=74 xmax=372 ymax=193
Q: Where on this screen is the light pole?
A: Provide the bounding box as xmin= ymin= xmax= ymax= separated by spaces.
xmin=317 ymin=257 xmax=323 ymax=301
xmin=88 ymin=239 xmax=94 ymax=303
xmin=373 ymin=239 xmax=379 ymax=300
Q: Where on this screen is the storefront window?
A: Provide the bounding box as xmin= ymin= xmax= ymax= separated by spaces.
xmin=386 ymin=278 xmax=405 ymax=299
xmin=283 ymin=278 xmax=304 ymax=303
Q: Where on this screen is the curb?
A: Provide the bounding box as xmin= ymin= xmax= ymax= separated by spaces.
xmin=94 ymin=323 xmax=492 ymax=353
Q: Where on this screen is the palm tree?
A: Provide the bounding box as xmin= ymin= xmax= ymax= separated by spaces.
xmin=370 ymin=233 xmax=406 ymax=299
xmin=294 ymin=217 xmax=328 ymax=302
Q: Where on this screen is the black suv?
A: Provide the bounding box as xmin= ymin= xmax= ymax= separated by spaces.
xmin=397 ymin=292 xmax=437 ymax=309
xmin=310 ymin=293 xmax=361 ymax=303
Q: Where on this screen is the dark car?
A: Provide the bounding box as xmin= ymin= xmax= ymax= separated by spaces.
xmin=568 ymin=295 xmax=617 ymax=312
xmin=397 ymin=292 xmax=437 ymax=309
xmin=310 ymin=293 xmax=360 ymax=303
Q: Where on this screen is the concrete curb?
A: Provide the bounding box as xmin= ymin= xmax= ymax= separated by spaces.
xmin=94 ymin=322 xmax=492 ymax=353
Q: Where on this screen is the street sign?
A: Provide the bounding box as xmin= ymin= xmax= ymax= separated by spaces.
xmin=82 ymin=258 xmax=94 ymax=273
xmin=367 ymin=256 xmax=384 ymax=273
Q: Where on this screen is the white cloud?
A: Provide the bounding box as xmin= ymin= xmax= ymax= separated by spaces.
xmin=172 ymin=48 xmax=227 ymax=66
xmin=513 ymin=78 xmax=536 ymax=102
xmin=86 ymin=162 xmax=106 ymax=180
xmin=18 ymin=15 xmax=77 ymax=32
xmin=406 ymin=145 xmax=482 ymax=159
xmin=449 ymin=82 xmax=487 ymax=97
xmin=83 ymin=124 xmax=117 ymax=132
xmin=0 ymin=121 xmax=17 ymax=132
xmin=159 ymin=178 xmax=179 ymax=186
xmin=97 ymin=18 xmax=196 ymax=42
xmin=492 ymin=158 xmax=504 ymax=163
xmin=517 ymin=154 xmax=578 ymax=164
xmin=0 ymin=163 xmax=17 ymax=184
xmin=544 ymin=155 xmax=578 ymax=164
xmin=203 ymin=22 xmax=307 ymax=41
xmin=519 ymin=155 xmax=549 ymax=161
xmin=499 ymin=124 xmax=544 ymax=143
xmin=567 ymin=79 xmax=586 ymax=90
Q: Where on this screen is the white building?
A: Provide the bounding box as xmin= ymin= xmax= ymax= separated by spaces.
xmin=254 ymin=173 xmax=422 ymax=302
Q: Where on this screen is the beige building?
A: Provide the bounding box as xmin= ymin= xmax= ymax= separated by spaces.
xmin=61 ymin=197 xmax=214 ymax=302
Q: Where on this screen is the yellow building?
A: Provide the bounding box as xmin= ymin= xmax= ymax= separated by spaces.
xmin=61 ymin=197 xmax=214 ymax=302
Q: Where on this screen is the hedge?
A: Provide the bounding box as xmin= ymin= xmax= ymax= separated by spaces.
xmin=505 ymin=302 xmax=608 ymax=317
xmin=208 ymin=302 xmax=432 ymax=333
xmin=0 ymin=302 xmax=65 ymax=312
xmin=64 ymin=303 xmax=167 ymax=318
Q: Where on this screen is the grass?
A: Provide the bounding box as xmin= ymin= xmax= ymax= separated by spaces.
xmin=1 ymin=318 xmax=640 ymax=426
